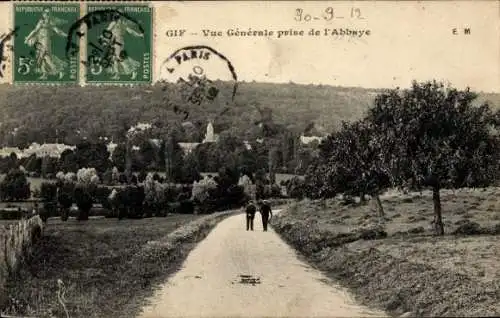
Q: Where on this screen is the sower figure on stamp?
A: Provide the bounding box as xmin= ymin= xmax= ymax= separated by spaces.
xmin=24 ymin=8 xmax=68 ymax=80
xmin=102 ymin=18 xmax=144 ymax=80
xmin=245 ymin=200 xmax=257 ymax=231
xmin=258 ymin=200 xmax=273 ymax=232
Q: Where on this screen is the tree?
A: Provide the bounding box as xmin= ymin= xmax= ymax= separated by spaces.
xmin=236 ymin=148 xmax=258 ymax=177
xmin=282 ymin=131 xmax=298 ymax=173
xmin=164 ymin=136 xmax=184 ymax=182
xmin=192 ymin=142 xmax=217 ymax=172
xmin=73 ymin=168 xmax=100 ymax=220
xmin=7 ymin=152 xmax=19 ymax=171
xmin=24 ymin=154 xmax=42 ymax=174
xmin=111 ymin=167 xmax=120 ymax=184
xmin=57 ymin=182 xmax=74 ymax=221
xmin=135 ymin=139 xmax=157 ymax=171
xmin=191 ymin=175 xmax=218 ymax=214
xmin=0 ymin=168 xmax=31 ymax=201
xmin=41 ymin=156 xmax=59 ymax=179
xmin=59 ymin=149 xmax=78 ymax=172
xmin=316 ymin=119 xmax=392 ymax=218
xmin=179 ymin=153 xmax=201 ymax=184
xmin=102 ymin=168 xmax=113 ymax=185
xmin=40 ymin=182 xmax=58 ymax=220
xmin=74 ymin=185 xmax=93 ymax=221
xmin=77 ymin=168 xmax=100 ymax=185
xmin=112 ymin=143 xmax=127 ymax=171
xmin=74 ymin=141 xmax=110 ymax=173
xmin=367 ymin=81 xmax=500 ymax=235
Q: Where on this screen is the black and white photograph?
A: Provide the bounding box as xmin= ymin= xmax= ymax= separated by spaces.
xmin=0 ymin=1 xmax=499 ymax=317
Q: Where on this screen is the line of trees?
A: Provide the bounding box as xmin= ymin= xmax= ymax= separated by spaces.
xmin=0 ymin=131 xmax=318 ymax=182
xmin=289 ymin=81 xmax=500 ymax=235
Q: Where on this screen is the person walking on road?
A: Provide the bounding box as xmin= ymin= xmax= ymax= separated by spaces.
xmin=258 ymin=200 xmax=273 ymax=232
xmin=245 ymin=200 xmax=257 ymax=231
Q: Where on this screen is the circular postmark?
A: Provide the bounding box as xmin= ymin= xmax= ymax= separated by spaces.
xmin=160 ymin=45 xmax=238 ymax=104
xmin=65 ymin=7 xmax=151 ymax=83
xmin=0 ymin=27 xmax=19 ymax=79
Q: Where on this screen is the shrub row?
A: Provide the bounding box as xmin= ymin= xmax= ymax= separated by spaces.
xmin=37 ymin=181 xmax=248 ymax=220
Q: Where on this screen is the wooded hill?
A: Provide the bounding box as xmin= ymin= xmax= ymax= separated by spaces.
xmin=0 ymin=81 xmax=498 ymax=147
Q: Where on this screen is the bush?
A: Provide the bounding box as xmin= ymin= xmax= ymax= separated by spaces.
xmin=128 ymin=186 xmax=145 ymax=218
xmin=107 ymin=188 xmax=120 ymax=218
xmin=40 ymin=182 xmax=58 ymax=202
xmin=192 ymin=176 xmax=218 ymax=213
xmin=285 ymin=177 xmax=307 ymax=199
xmin=111 ymin=186 xmax=145 ymax=219
xmin=0 ymin=169 xmax=31 ymax=201
xmin=118 ymin=173 xmax=128 ymax=184
xmin=77 ymin=167 xmax=100 ymax=185
xmin=42 ymin=201 xmax=57 ymax=221
xmin=144 ymin=174 xmax=165 ymax=217
xmin=111 ymin=167 xmax=120 ymax=185
xmin=138 ymin=170 xmax=148 ymax=183
xmin=57 ymin=182 xmax=74 ymax=221
xmin=102 ymin=169 xmax=113 ymax=185
xmin=238 ymin=174 xmax=256 ymax=200
xmin=92 ymin=186 xmax=112 ymax=207
xmin=211 ymin=184 xmax=246 ymax=212
xmin=74 ymin=186 xmax=94 ymax=221
xmin=0 ymin=208 xmax=24 ymax=220
xmin=177 ymin=200 xmax=195 ymax=214
xmin=452 ymin=220 xmax=487 ymax=235
xmin=192 ymin=176 xmax=217 ymax=202
xmin=130 ymin=174 xmax=138 ymax=185
xmin=271 ymin=184 xmax=282 ymax=198
xmin=358 ymin=227 xmax=388 ymax=240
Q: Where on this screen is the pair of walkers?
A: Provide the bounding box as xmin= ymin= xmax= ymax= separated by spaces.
xmin=245 ymin=200 xmax=273 ymax=231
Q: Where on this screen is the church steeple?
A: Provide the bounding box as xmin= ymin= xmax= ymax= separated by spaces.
xmin=203 ymin=120 xmax=217 ymax=143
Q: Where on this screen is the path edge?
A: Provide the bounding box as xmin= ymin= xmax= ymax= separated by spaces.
xmin=124 ymin=210 xmax=239 ymax=318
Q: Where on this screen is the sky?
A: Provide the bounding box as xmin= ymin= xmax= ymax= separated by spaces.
xmin=1 ymin=1 xmax=499 ymax=92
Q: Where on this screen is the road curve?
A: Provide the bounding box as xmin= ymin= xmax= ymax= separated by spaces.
xmin=138 ymin=210 xmax=387 ymax=318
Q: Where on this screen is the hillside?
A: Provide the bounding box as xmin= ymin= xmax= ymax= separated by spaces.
xmin=0 ymin=82 xmax=498 ymax=146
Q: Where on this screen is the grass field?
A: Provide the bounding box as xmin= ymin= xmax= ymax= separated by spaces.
xmin=4 ymin=215 xmax=206 ymax=318
xmin=272 ymin=187 xmax=500 ymax=317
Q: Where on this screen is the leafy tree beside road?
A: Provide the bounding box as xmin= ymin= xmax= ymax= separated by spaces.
xmin=303 ymin=81 xmax=500 ymax=235
xmin=316 ymin=119 xmax=392 ymax=218
xmin=367 ymin=81 xmax=500 ymax=235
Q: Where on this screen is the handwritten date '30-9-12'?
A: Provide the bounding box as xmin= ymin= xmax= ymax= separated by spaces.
xmin=295 ymin=7 xmax=364 ymax=22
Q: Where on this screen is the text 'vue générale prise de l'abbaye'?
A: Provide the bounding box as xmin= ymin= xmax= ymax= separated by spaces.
xmin=166 ymin=28 xmax=372 ymax=39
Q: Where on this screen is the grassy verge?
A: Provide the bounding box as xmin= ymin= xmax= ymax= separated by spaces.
xmin=271 ymin=188 xmax=500 ymax=317
xmin=4 ymin=212 xmax=236 ymax=318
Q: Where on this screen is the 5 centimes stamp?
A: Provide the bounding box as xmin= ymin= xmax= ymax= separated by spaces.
xmin=13 ymin=3 xmax=80 ymax=84
xmin=84 ymin=3 xmax=153 ymax=84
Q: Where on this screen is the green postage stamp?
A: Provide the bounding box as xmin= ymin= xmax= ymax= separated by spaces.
xmin=85 ymin=4 xmax=153 ymax=84
xmin=13 ymin=3 xmax=80 ymax=84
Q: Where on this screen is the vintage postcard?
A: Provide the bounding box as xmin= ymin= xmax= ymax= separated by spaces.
xmin=0 ymin=1 xmax=499 ymax=318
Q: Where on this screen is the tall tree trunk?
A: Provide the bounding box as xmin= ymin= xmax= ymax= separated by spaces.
xmin=432 ymin=185 xmax=445 ymax=235
xmin=375 ymin=194 xmax=385 ymax=218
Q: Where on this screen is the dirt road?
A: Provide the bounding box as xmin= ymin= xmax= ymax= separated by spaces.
xmin=138 ymin=210 xmax=387 ymax=318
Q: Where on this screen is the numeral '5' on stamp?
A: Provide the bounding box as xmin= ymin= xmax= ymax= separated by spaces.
xmin=13 ymin=3 xmax=80 ymax=84
xmin=84 ymin=4 xmax=152 ymax=84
